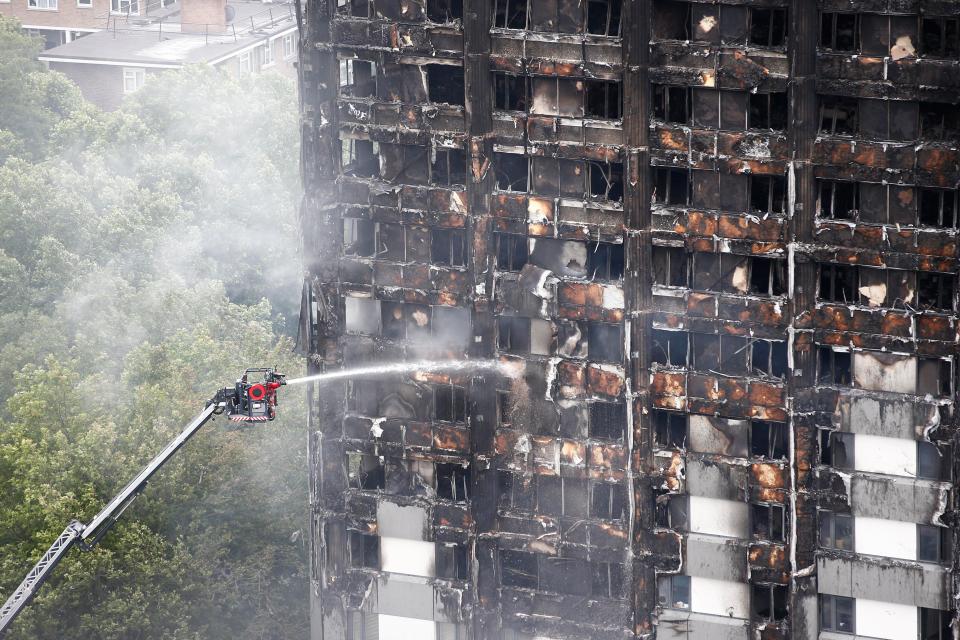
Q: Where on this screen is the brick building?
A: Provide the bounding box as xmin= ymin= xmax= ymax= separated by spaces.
xmin=296 ymin=1 xmax=960 ymax=639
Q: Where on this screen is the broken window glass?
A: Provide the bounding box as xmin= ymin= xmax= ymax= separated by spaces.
xmin=336 ymin=0 xmax=369 ymax=17
xmin=918 ymin=358 xmax=953 ymax=398
xmin=657 ymin=575 xmax=691 ymax=609
xmin=917 ymin=441 xmax=951 ymax=482
xmin=651 ymin=329 xmax=688 ymax=368
xmin=346 ymin=452 xmax=386 ymax=490
xmin=820 ymin=594 xmax=855 ymax=633
xmin=343 ymin=218 xmax=376 ymax=257
xmin=919 ymin=187 xmax=959 ymax=229
xmin=821 ymin=12 xmax=859 ymax=51
xmin=494 ymin=152 xmax=529 ymax=191
xmin=436 ymin=463 xmax=470 ymax=501
xmin=589 ymin=401 xmax=625 ymax=440
xmin=498 ymin=316 xmax=545 ymax=354
xmin=818 ymin=510 xmax=853 ymax=551
xmin=426 ymin=64 xmax=465 ymax=106
xmin=586 ymin=0 xmax=621 ymax=36
xmin=496 ymin=233 xmax=529 ymax=271
xmin=820 ymin=429 xmax=854 ymax=468
xmin=436 ymin=544 xmax=468 ymax=579
xmin=654 ymin=492 xmax=688 ymax=530
xmin=588 ymin=161 xmax=624 ymax=202
xmin=917 ymin=271 xmax=955 ymax=311
xmin=920 ymin=101 xmax=960 ymax=142
xmin=818 ymin=263 xmax=856 ymax=303
xmin=748 ymin=256 xmax=787 ymax=296
xmin=653 ymin=410 xmax=687 ymax=449
xmin=748 ymin=92 xmax=788 ymax=131
xmin=498 ymin=471 xmax=536 ymax=512
xmin=651 ymin=167 xmax=690 ymax=205
xmin=493 ymin=0 xmax=527 ymax=28
xmin=587 ymin=241 xmax=624 ymax=281
xmin=918 ymin=524 xmax=952 ymax=564
xmin=338 ymin=58 xmax=376 ymax=98
xmin=590 ymin=482 xmax=627 ymax=520
xmin=381 ymin=144 xmax=428 ymax=184
xmin=584 ymin=80 xmax=622 ymax=119
xmin=591 ymin=562 xmax=623 ymax=598
xmin=750 ymin=175 xmax=787 ymax=213
xmin=749 ymin=8 xmax=787 ymax=47
xmin=493 ymin=73 xmax=527 ymax=111
xmin=430 ymin=148 xmax=467 ymax=186
xmin=751 ymin=502 xmax=785 ymax=541
xmin=751 ymin=339 xmax=788 ymax=379
xmin=751 ymin=420 xmax=787 ymax=460
xmin=819 ymin=95 xmax=858 ymax=135
xmin=431 ymin=229 xmax=466 ymax=267
xmin=817 ymin=179 xmax=859 ymax=219
xmin=349 ymin=531 xmax=379 ymax=568
xmin=587 ymin=322 xmax=623 ymax=362
xmin=652 ymin=84 xmax=691 ymax=124
xmin=752 ymin=583 xmax=788 ymax=622
xmin=427 ymin=0 xmax=462 ymax=23
xmin=435 ymin=384 xmax=467 ymax=423
xmin=817 ymin=347 xmax=851 ymax=385
xmin=652 ymin=246 xmax=689 ymax=287
xmin=922 ymin=17 xmax=960 ymax=60
xmin=341 ymin=138 xmax=378 ymax=178
xmin=500 ymin=549 xmax=538 ymax=588
xmin=652 ymin=0 xmax=691 ymax=40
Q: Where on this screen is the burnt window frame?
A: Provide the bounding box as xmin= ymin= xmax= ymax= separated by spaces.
xmin=917 ymin=524 xmax=952 ymax=564
xmin=430 ymin=228 xmax=467 ymax=267
xmin=588 ymin=161 xmax=624 ymax=202
xmin=917 ymin=357 xmax=954 ymax=398
xmin=493 ymin=152 xmax=529 ymax=192
xmin=919 ymin=102 xmax=960 ymax=142
xmin=651 ymin=167 xmax=691 ymax=205
xmin=750 ymin=502 xmax=785 ymax=542
xmin=426 ymin=0 xmax=462 ymax=23
xmin=497 ymin=390 xmax=513 ymax=427
xmin=818 ymin=263 xmax=857 ymax=304
xmin=653 ymin=410 xmax=687 ymax=449
xmin=346 ymin=451 xmax=386 ymax=491
xmin=919 ymin=187 xmax=959 ymax=230
xmin=425 ymin=64 xmax=465 ymax=106
xmin=497 ymin=470 xmax=535 ymax=512
xmin=692 ymin=253 xmax=786 ymax=298
xmin=752 ymin=583 xmax=788 ymax=622
xmin=343 ymin=218 xmax=376 ymax=257
xmin=652 ymin=84 xmax=691 ymax=124
xmin=654 ymin=492 xmax=689 ymax=531
xmin=748 ymin=92 xmax=789 ymax=131
xmin=586 ymin=241 xmax=625 ymax=282
xmin=919 ymin=607 xmax=954 ymax=640
xmin=817 ymin=346 xmax=852 ymax=385
xmin=492 ymin=72 xmax=528 ymax=111
xmin=652 ymin=245 xmax=689 ymax=288
xmin=818 ymin=510 xmax=854 ymax=551
xmin=820 ymin=12 xmax=860 ymax=52
xmin=337 ymin=57 xmax=377 ymax=98
xmin=537 ymin=475 xmax=588 ymax=518
xmin=497 ymin=315 xmax=531 ymax=353
xmin=750 ymin=339 xmax=789 ymax=379
xmin=340 ymin=138 xmax=379 ymax=178
xmin=917 ymin=271 xmax=955 ymax=312
xmin=820 ymin=594 xmax=855 ymax=634
xmin=819 ymin=95 xmax=859 ymax=136
xmin=750 ymin=420 xmax=788 ymax=460
xmin=436 ymin=543 xmax=468 ymax=580
xmin=588 ymin=401 xmax=626 ymax=441
xmin=496 ymin=233 xmax=529 ymax=271
xmin=349 ymin=530 xmax=380 ymax=569
xmin=651 ymin=329 xmax=689 ymax=368
xmin=585 ymin=0 xmax=622 ymax=37
xmin=820 ymin=429 xmax=855 ymax=469
xmin=748 ymin=256 xmax=788 ymax=296
xmin=500 ymin=549 xmax=539 ymax=589
xmin=436 ymin=462 xmax=470 ymax=501
xmin=584 ymin=79 xmax=623 ymax=119
xmin=590 ymin=481 xmax=627 ymax=521
xmin=748 ymin=7 xmax=787 ymax=48
xmin=336 ymin=0 xmax=370 ymax=18
xmin=434 ymin=383 xmax=467 ymax=424
xmin=590 ymin=562 xmax=624 ymax=599
xmin=690 ymin=333 xmax=753 ymax=376
xmin=917 ymin=441 xmax=952 ymax=482
xmin=922 ymin=16 xmax=960 ymax=61
xmin=816 ymin=179 xmax=859 ymax=219
xmin=430 ymin=147 xmax=467 ymax=187
xmin=749 ymin=174 xmax=787 ymax=214
xmin=586 ymin=321 xmax=624 ymax=363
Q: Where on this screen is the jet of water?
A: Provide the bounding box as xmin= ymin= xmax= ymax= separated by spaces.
xmin=284 ymin=359 xmax=520 ymax=386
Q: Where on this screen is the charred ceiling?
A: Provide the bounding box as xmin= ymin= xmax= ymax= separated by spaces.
xmin=297 ymin=0 xmax=960 ymax=639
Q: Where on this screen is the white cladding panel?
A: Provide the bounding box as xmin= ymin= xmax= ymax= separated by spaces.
xmin=855 ymin=434 xmax=916 ymax=477
xmin=690 ymin=576 xmax=749 ymax=619
xmin=688 ymin=496 xmax=749 ymax=539
xmin=855 ymin=599 xmax=917 ymax=640
xmin=378 ymin=614 xmax=436 ymax=640
xmin=380 ymin=538 xmax=436 ymax=577
xmin=855 ymin=517 xmax=916 ymax=561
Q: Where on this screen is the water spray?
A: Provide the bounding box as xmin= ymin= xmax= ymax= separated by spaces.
xmin=284 ymin=359 xmax=520 ymax=386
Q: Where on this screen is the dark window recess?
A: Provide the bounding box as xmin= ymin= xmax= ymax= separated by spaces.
xmin=349 ymin=531 xmax=379 ymax=568
xmin=923 ymin=17 xmax=960 ymax=60
xmin=917 ymin=272 xmax=955 ymax=311
xmin=652 ymin=246 xmax=689 ymax=287
xmin=346 ymin=453 xmax=386 ymax=490
xmin=381 ymin=301 xmax=430 ymax=341
xmin=752 ymin=584 xmax=788 ymax=622
xmin=652 ymin=0 xmax=691 ymax=40
xmin=750 ymin=175 xmax=786 ymax=213
xmin=920 ymin=607 xmax=954 ymax=640
xmin=586 ymin=0 xmax=622 ymax=36
xmin=691 ymin=333 xmax=749 ymax=376
xmin=338 ymin=59 xmax=376 ymax=98
xmin=749 ymin=93 xmax=788 ymax=131
xmin=341 ymin=139 xmax=378 ymax=178
xmin=749 ymin=256 xmax=787 ymax=296
xmin=751 ymin=502 xmax=785 ymax=542
xmin=494 ymin=0 xmax=527 ymax=28
xmin=435 ymin=384 xmax=467 ymax=423
xmin=749 ymin=8 xmax=786 ymax=47
xmin=587 ymin=322 xmax=623 ymax=362
xmin=652 ymin=85 xmax=691 ymax=124
xmin=587 ymin=242 xmax=624 ymax=281
xmin=584 ymin=80 xmax=622 ymax=119
xmin=430 ymin=148 xmax=466 ymax=186
xmin=653 ymin=410 xmax=687 ymax=449
xmin=918 ymin=358 xmax=953 ymax=398
xmin=920 ymin=102 xmax=960 ymax=141
xmin=431 ymin=229 xmax=466 ymax=267
xmin=651 ymin=329 xmax=688 ymax=367
xmin=819 ymin=96 xmax=858 ymax=135
xmin=493 ymin=73 xmax=527 ymax=111
xmin=917 ymin=441 xmax=951 ymax=482
xmin=496 ymin=233 xmax=528 ymax=271
xmin=820 ymin=594 xmax=855 ymax=634
xmin=427 ymin=0 xmax=461 ymax=23
xmin=589 ymin=401 xmax=625 ymax=440
xmin=589 ymin=161 xmax=624 ymax=202
xmin=337 ymin=0 xmax=369 ymax=17
xmin=654 ymin=492 xmax=689 ymax=530
xmin=494 ymin=152 xmax=529 ymax=191
xmin=821 ymin=12 xmax=859 ymax=51
xmin=751 ymin=420 xmax=787 ymax=460
xmin=436 ymin=544 xmax=468 ymax=580
xmin=818 ymin=510 xmax=854 ymax=551
xmin=657 ymin=575 xmax=691 ymax=609
xmin=591 ymin=562 xmax=623 ymax=598
xmin=652 ymin=167 xmax=690 ymax=205
xmin=498 ymin=471 xmax=536 ymax=512
xmin=498 ymin=316 xmax=530 ymax=353
xmin=817 ymin=347 xmax=851 ymax=385
xmin=817 ymin=180 xmax=858 ymax=219
xmin=343 ymin=218 xmax=376 ymax=257
xmin=820 ymin=429 xmax=854 ymax=468
xmin=436 ymin=463 xmax=470 ymax=501
xmin=497 ymin=390 xmax=513 ymax=427
xmin=501 ymin=550 xmax=538 ymax=589
xmin=382 ymin=144 xmax=429 ymax=184
xmin=426 ymin=65 xmax=465 ymax=106
xmin=918 ymin=524 xmax=952 ymax=564
xmin=919 ymin=188 xmax=959 ymax=229
xmin=819 ymin=263 xmax=857 ymax=303
xmin=590 ymin=482 xmax=627 ymax=520
xmin=751 ymin=339 xmax=788 ymax=379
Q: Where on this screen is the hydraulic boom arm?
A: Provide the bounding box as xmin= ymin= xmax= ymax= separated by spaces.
xmin=0 ymin=368 xmax=285 ymax=638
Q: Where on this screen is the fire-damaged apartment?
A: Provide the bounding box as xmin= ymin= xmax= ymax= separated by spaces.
xmin=295 ymin=0 xmax=960 ymax=638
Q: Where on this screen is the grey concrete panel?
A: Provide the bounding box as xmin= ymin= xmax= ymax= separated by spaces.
xmin=684 ymin=457 xmax=748 ymax=502
xmin=376 ymin=574 xmax=435 ymax=620
xmin=685 ymin=533 xmax=747 ymax=583
xmin=377 ymin=501 xmax=429 ymax=540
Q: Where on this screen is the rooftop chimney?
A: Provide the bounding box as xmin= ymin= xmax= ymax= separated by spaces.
xmin=180 ymin=0 xmax=227 ymax=34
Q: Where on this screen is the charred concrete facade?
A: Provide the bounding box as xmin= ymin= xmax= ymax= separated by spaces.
xmin=297 ymin=1 xmax=960 ymax=639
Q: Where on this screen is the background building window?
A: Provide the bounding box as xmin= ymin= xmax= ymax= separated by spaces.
xmin=122 ymin=68 xmax=145 ymax=94
xmin=819 ymin=595 xmax=854 ymax=633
